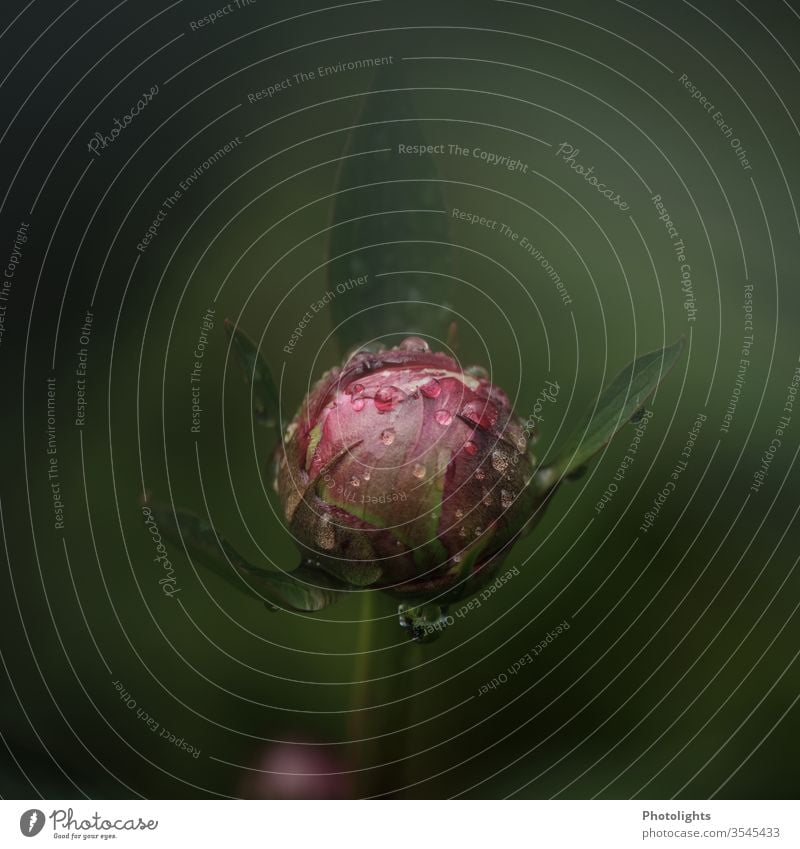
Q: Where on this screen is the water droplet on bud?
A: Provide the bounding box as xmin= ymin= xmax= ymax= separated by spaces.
xmin=455 ymin=509 xmax=464 ymax=519
xmin=501 ymin=489 xmax=515 ymax=509
xmin=380 ymin=428 xmax=396 ymax=445
xmin=475 ymin=467 xmax=485 ymax=480
xmin=463 ymin=440 xmax=478 ymax=456
xmin=462 ymin=400 xmax=498 ymax=430
xmin=434 ymin=409 xmax=452 ymax=425
xmin=349 ymin=476 xmax=360 ymax=488
xmin=420 ymin=379 xmax=442 ymax=399
xmin=375 ymin=385 xmax=405 ymax=412
xmin=412 ymin=463 xmax=426 ymax=479
xmin=362 ymin=469 xmax=371 ymax=481
xmin=399 ymin=336 xmax=430 ymax=352
xmin=458 ymin=527 xmax=467 ymax=537
xmin=482 ymin=490 xmax=492 ymax=506
xmin=351 ymin=397 xmax=365 ymax=411
xmin=491 ymin=450 xmax=510 ymax=472
xmin=466 ymin=365 xmax=489 ymax=380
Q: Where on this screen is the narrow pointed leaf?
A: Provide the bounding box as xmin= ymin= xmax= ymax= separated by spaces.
xmin=326 ymin=64 xmax=458 ymax=353
xmin=224 ymin=319 xmax=281 ymax=431
xmin=147 ymin=501 xmax=343 ymax=611
xmin=545 ymin=337 xmax=685 ymax=483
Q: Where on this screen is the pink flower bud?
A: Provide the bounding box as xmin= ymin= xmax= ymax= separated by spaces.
xmin=276 ymin=339 xmax=544 ymax=601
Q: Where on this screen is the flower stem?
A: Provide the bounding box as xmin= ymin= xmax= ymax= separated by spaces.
xmin=348 ymin=590 xmax=375 ymax=796
xmin=402 ymin=642 xmax=425 ymax=795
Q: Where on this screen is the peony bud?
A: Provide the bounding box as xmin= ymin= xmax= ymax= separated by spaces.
xmin=276 ymin=338 xmax=546 ymax=604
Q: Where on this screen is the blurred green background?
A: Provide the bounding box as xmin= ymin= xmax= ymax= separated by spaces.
xmin=1 ymin=0 xmax=798 ymax=799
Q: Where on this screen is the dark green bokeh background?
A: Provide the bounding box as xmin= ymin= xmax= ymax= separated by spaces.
xmin=1 ymin=0 xmax=798 ymax=798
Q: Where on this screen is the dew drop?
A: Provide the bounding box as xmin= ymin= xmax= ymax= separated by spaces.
xmin=375 ymin=385 xmax=405 ymax=412
xmin=501 ymin=489 xmax=515 ymax=509
xmin=420 ymin=378 xmax=442 ymax=399
xmin=380 ymin=428 xmax=396 ymax=445
xmin=349 ymin=476 xmax=361 ymax=488
xmin=475 ymin=527 xmax=483 ymax=537
xmin=458 ymin=526 xmax=467 ymax=537
xmin=399 ymin=336 xmax=430 ymax=352
xmin=316 ymin=517 xmax=336 ymax=551
xmin=466 ymin=365 xmax=489 ymax=380
xmin=351 ymin=397 xmax=365 ymax=411
xmin=482 ymin=490 xmax=493 ymax=506
xmin=412 ymin=463 xmax=426 ymax=479
xmin=455 ymin=509 xmax=464 ymax=519
xmin=462 ymin=400 xmax=498 ymax=430
xmin=475 ymin=467 xmax=485 ymax=480
xmin=492 ymin=450 xmax=510 ymax=473
xmin=434 ymin=409 xmax=452 ymax=426
xmin=362 ymin=469 xmax=371 ymax=481
xmin=463 ymin=440 xmax=478 ymax=456
xmin=453 ymin=552 xmax=463 ymax=564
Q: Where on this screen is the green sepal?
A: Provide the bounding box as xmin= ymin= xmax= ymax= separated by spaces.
xmin=540 ymin=337 xmax=685 ymax=488
xmin=147 ymin=501 xmax=343 ymax=612
xmin=224 ymin=319 xmax=281 ymax=432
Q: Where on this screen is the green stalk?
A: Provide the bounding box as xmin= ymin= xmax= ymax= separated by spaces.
xmin=402 ymin=642 xmax=425 ymax=795
xmin=348 ymin=591 xmax=376 ymax=797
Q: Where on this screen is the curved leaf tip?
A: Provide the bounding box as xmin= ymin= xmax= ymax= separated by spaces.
xmin=145 ymin=500 xmax=343 ymax=612
xmin=544 ymin=336 xmax=685 ymax=484
xmin=224 ymin=318 xmax=281 ymax=432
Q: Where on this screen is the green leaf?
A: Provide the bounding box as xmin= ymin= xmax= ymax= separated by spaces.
xmin=326 ymin=64 xmax=458 ymax=353
xmin=224 ymin=319 xmax=281 ymax=431
xmin=147 ymin=501 xmax=343 ymax=612
xmin=259 ymin=562 xmax=347 ymax=613
xmin=543 ymin=337 xmax=685 ymax=485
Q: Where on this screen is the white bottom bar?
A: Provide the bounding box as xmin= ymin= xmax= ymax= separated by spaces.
xmin=2 ymin=799 xmax=796 ymax=848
